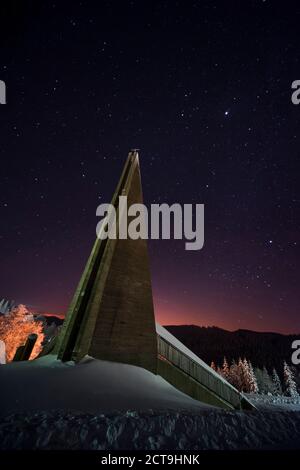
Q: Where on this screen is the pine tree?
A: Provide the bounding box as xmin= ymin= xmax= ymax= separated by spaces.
xmin=254 ymin=367 xmax=264 ymax=393
xmin=283 ymin=361 xmax=299 ymax=398
xmin=222 ymin=357 xmax=230 ymax=381
xmin=272 ymin=368 xmax=282 ymax=395
xmin=262 ymin=366 xmax=273 ymax=394
xmin=229 ymin=360 xmax=242 ymax=391
xmin=248 ymin=361 xmax=259 ymax=393
xmin=242 ymin=358 xmax=252 ymax=392
xmin=238 ymin=357 xmax=248 ymax=392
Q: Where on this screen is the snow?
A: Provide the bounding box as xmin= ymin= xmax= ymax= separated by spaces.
xmin=0 ymin=355 xmax=213 ymax=416
xmin=1 ymin=355 xmax=300 ymax=450
xmin=245 ymin=393 xmax=300 ymax=412
xmin=1 ymin=408 xmax=300 ymax=450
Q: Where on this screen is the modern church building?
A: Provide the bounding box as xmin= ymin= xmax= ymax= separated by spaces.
xmin=54 ymin=150 xmax=253 ymax=410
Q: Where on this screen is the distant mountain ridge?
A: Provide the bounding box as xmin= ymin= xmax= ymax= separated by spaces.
xmin=165 ymin=325 xmax=300 ymax=371
xmin=33 ymin=317 xmax=299 ymax=373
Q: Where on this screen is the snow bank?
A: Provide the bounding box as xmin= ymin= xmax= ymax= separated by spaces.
xmin=1 ymin=408 xmax=300 ymax=450
xmin=0 ymin=355 xmax=212 ymax=416
xmin=1 ymin=356 xmax=300 ymax=450
xmin=246 ymin=393 xmax=300 ymax=412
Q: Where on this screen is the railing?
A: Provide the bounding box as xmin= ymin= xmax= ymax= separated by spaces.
xmin=157 ymin=334 xmax=242 ymax=408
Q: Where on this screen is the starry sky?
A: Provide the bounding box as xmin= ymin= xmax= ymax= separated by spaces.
xmin=0 ymin=1 xmax=299 ymax=334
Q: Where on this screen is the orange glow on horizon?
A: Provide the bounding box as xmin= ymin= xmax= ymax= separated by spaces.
xmin=32 ymin=301 xmax=298 ymax=335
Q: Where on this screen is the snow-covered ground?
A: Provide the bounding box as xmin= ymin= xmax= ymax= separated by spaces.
xmin=1 ymin=408 xmax=300 ymax=450
xmin=245 ymin=393 xmax=300 ymax=411
xmin=0 ymin=356 xmax=300 ymax=450
xmin=0 ymin=355 xmax=212 ymax=415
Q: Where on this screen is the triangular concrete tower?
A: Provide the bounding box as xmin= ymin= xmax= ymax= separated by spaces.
xmin=56 ymin=151 xmax=157 ymax=373
xmin=55 ymin=150 xmax=254 ymax=410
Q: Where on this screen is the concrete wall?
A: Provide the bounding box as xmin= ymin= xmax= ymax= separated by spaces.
xmin=157 ymin=357 xmax=234 ymax=409
xmin=56 ymin=152 xmax=157 ymax=373
xmin=157 ymin=334 xmax=252 ymax=410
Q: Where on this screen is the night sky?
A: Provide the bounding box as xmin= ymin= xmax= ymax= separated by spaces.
xmin=0 ymin=1 xmax=299 ymax=334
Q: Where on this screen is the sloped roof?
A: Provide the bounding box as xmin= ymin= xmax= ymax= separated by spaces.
xmin=156 ymin=322 xmax=240 ymax=393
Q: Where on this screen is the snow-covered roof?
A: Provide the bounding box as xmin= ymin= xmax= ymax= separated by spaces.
xmin=156 ymin=323 xmax=239 ymax=393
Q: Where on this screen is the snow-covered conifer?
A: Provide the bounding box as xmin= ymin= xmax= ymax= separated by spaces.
xmin=283 ymin=361 xmax=299 ymax=398
xmin=229 ymin=360 xmax=242 ymax=391
xmin=272 ymin=368 xmax=282 ymax=395
xmin=222 ymin=357 xmax=230 ymax=381
xmin=248 ymin=361 xmax=259 ymax=393
xmin=262 ymin=366 xmax=273 ymax=394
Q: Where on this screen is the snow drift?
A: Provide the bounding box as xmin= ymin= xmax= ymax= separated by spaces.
xmin=0 ymin=355 xmax=212 ymax=416
xmin=1 ymin=409 xmax=300 ymax=450
xmin=1 ymin=355 xmax=300 ymax=450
